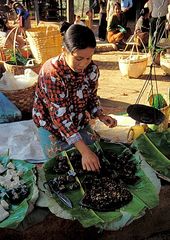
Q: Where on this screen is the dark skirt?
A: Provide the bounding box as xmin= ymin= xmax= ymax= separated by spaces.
xmin=98 ymin=12 xmax=107 ymax=40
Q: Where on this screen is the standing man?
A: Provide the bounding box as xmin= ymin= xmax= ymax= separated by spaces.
xmin=148 ymin=0 xmax=170 ymax=46
xmin=121 ymin=0 xmax=133 ymax=23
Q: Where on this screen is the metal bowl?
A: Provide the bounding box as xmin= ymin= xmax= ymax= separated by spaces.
xmin=127 ymin=104 xmax=165 ymax=125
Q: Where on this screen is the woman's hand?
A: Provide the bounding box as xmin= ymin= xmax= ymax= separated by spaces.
xmin=74 ymin=140 xmax=101 ymax=172
xmin=81 ymin=148 xmax=101 ymax=172
xmin=99 ymin=114 xmax=117 ymax=128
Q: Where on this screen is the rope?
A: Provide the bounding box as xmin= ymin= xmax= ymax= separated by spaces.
xmin=135 ymin=0 xmax=168 ymax=107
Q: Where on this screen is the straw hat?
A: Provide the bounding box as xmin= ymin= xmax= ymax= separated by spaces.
xmin=12 ymin=2 xmax=20 ymax=8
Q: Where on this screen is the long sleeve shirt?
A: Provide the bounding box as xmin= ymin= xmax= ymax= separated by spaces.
xmin=147 ymin=0 xmax=169 ymax=18
xmin=121 ymin=0 xmax=133 ymax=9
xmin=107 ymin=12 xmax=127 ymax=31
xmin=32 ymin=54 xmax=102 ymax=145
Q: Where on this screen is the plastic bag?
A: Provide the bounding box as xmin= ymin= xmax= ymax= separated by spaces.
xmin=14 ymin=69 xmax=38 ymax=89
xmin=0 ymin=71 xmax=18 ymax=90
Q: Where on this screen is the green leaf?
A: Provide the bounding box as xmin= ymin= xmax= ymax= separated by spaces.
xmin=0 ymin=153 xmax=37 ymax=229
xmin=132 ymin=131 xmax=170 ymax=178
xmin=42 ymin=141 xmax=159 ymax=229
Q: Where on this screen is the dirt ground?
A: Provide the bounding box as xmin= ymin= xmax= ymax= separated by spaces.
xmin=93 ymin=50 xmax=170 ymax=116
xmin=1 ymin=47 xmax=170 ymax=240
xmin=1 ymin=23 xmax=170 ymax=240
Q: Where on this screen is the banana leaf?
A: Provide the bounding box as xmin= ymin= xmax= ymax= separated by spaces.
xmin=132 ymin=130 xmax=170 ymax=178
xmin=42 ymin=141 xmax=159 ymax=230
xmin=0 ymin=152 xmax=38 ymax=228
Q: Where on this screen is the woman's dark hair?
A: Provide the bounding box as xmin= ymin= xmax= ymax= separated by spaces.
xmin=60 ymin=21 xmax=71 ymax=36
xmin=140 ymin=7 xmax=149 ymax=17
xmin=60 ymin=23 xmax=96 ymax=52
xmin=0 ymin=18 xmax=8 ymax=32
xmin=114 ymin=2 xmax=121 ymax=9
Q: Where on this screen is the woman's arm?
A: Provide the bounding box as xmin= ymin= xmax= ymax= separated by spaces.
xmin=107 ymin=14 xmax=119 ymax=31
xmin=86 ymin=63 xmax=117 ymax=128
xmin=74 ymin=139 xmax=101 ymax=171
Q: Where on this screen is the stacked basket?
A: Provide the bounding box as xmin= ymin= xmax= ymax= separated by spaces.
xmin=26 ymin=26 xmax=62 ymax=64
xmin=0 ymin=27 xmax=40 ymax=114
xmin=4 ymin=61 xmax=41 ymax=75
xmin=1 ymin=83 xmax=37 ymax=113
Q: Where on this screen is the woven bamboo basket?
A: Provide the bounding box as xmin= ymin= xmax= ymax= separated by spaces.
xmin=4 ymin=61 xmax=41 ymax=75
xmin=119 ymin=54 xmax=148 ymax=78
xmin=160 ymin=52 xmax=170 ymax=75
xmin=1 ymin=83 xmax=36 ymax=113
xmin=0 ymin=32 xmax=7 ymax=48
xmin=2 ymin=27 xmax=42 ymax=75
xmin=118 ymin=34 xmax=148 ymax=78
xmin=26 ymin=26 xmax=62 ymax=64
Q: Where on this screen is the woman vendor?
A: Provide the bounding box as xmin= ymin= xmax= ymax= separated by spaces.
xmin=32 ymin=23 xmax=117 ymax=172
xmin=107 ymin=2 xmax=131 ymax=50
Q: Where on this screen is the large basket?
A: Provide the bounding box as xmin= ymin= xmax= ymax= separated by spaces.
xmin=119 ymin=54 xmax=148 ymax=78
xmin=4 ymin=61 xmax=41 ymax=75
xmin=160 ymin=52 xmax=170 ymax=75
xmin=0 ymin=32 xmax=7 ymax=48
xmin=26 ymin=26 xmax=62 ymax=64
xmin=119 ymin=34 xmax=148 ymax=78
xmin=2 ymin=27 xmax=42 ymax=75
xmin=1 ymin=83 xmax=36 ymax=113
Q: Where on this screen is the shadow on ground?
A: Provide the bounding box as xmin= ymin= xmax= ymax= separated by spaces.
xmin=99 ymin=98 xmax=130 ymax=115
xmin=94 ymin=60 xmax=119 ymax=70
xmin=138 ymin=73 xmax=170 ymax=82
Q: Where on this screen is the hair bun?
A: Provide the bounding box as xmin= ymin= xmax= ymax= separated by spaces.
xmin=60 ymin=21 xmax=71 ymax=36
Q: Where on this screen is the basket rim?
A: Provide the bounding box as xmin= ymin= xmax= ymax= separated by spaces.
xmin=4 ymin=60 xmax=40 ymax=67
xmin=0 ymin=82 xmax=37 ymax=93
xmin=119 ymin=57 xmax=148 ymax=63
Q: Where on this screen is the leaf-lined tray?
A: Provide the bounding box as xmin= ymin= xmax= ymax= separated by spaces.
xmin=132 ymin=131 xmax=170 ymax=179
xmin=156 ymin=172 xmax=170 ymax=182
xmin=43 ymin=141 xmax=159 ymax=229
xmin=0 ymin=153 xmax=38 ymax=229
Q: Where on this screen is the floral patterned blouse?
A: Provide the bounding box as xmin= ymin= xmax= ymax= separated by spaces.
xmin=32 ymin=54 xmax=102 ymax=145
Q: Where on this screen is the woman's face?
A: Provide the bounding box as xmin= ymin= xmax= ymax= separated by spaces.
xmin=114 ymin=5 xmax=121 ymax=15
xmin=64 ymin=47 xmax=95 ymax=73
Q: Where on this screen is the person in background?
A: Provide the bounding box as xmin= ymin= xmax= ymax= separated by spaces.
xmin=98 ymin=0 xmax=107 ymax=41
xmin=0 ymin=17 xmax=8 ymax=62
xmin=0 ymin=13 xmax=25 ymax=60
xmin=135 ymin=7 xmax=150 ymax=47
xmin=12 ymin=1 xmax=31 ymax=30
xmin=136 ymin=0 xmax=149 ymax=21
xmin=166 ymin=4 xmax=170 ymax=31
xmin=0 ymin=18 xmax=8 ymax=33
xmin=106 ymin=0 xmax=120 ymax=20
xmin=74 ymin=15 xmax=86 ymax=26
xmin=147 ymin=0 xmax=170 ymax=47
xmin=32 ymin=23 xmax=117 ymax=172
xmin=107 ymin=2 xmax=131 ymax=50
xmin=85 ymin=9 xmax=94 ymax=29
xmin=121 ymin=0 xmax=133 ymax=24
